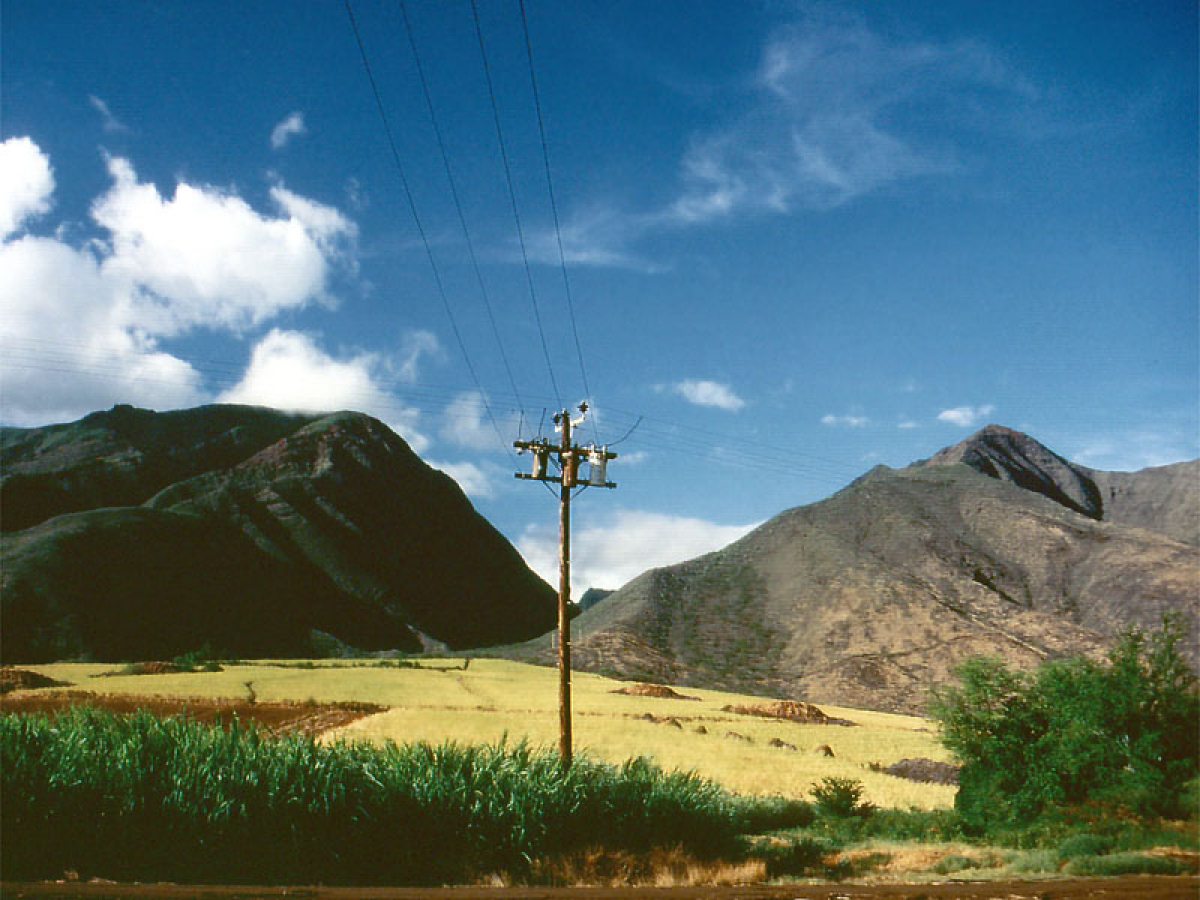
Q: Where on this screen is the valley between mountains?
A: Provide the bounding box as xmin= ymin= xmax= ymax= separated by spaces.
xmin=2 ymin=406 xmax=1195 ymax=714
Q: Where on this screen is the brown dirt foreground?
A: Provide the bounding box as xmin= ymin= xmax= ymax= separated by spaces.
xmin=2 ymin=876 xmax=1197 ymax=900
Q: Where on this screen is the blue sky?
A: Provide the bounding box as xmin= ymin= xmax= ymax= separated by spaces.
xmin=2 ymin=0 xmax=1196 ymax=592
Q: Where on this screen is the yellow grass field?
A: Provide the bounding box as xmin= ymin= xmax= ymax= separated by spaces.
xmin=22 ymin=658 xmax=956 ymax=809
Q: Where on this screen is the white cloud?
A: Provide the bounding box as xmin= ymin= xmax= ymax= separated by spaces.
xmin=898 ymin=418 xmax=920 ymax=430
xmin=664 ymin=379 xmax=746 ymax=411
xmin=0 ymin=236 xmax=203 ymax=424
xmin=821 ymin=413 xmax=869 ymax=427
xmin=440 ymin=391 xmax=498 ymax=450
xmin=0 ymin=137 xmax=54 ymax=239
xmin=529 ymin=11 xmax=1034 ymax=270
xmin=666 ymin=10 xmax=1034 ymax=223
xmin=92 ymin=156 xmax=354 ymax=335
xmin=88 ymin=95 xmax=129 ymax=134
xmin=431 ymin=460 xmax=499 ymax=499
xmin=393 ymin=329 xmax=442 ymax=382
xmin=518 ymin=508 xmax=760 ymax=595
xmin=217 ymin=328 xmax=427 ymax=452
xmin=270 ymin=111 xmax=307 ymax=150
xmin=937 ymin=404 xmax=996 ymax=427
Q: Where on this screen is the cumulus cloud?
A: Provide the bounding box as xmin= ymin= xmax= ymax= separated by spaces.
xmin=431 ymin=459 xmax=500 ymax=499
xmin=0 ymin=137 xmax=54 ymax=239
xmin=0 ymin=235 xmax=205 ymax=425
xmin=663 ymin=379 xmax=746 ymax=411
xmin=270 ymin=111 xmax=307 ymax=150
xmin=518 ymin=508 xmax=759 ymax=596
xmin=0 ymin=137 xmax=367 ymax=429
xmin=217 ymin=329 xmax=427 ymax=452
xmin=821 ymin=413 xmax=869 ymax=427
xmin=937 ymin=404 xmax=995 ymax=427
xmin=93 ymin=156 xmax=354 ymax=335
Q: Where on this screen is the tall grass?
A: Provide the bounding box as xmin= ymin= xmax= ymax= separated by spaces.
xmin=1 ymin=709 xmax=743 ymax=885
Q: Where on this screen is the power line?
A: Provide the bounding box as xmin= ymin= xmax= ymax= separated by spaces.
xmin=516 ymin=0 xmax=596 ymax=443
xmin=398 ymin=0 xmax=525 ymax=420
xmin=469 ymin=0 xmax=562 ymax=410
xmin=343 ymin=0 xmax=514 ymax=460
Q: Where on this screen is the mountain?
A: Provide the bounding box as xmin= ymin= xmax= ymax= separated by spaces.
xmin=1 ymin=404 xmax=556 ymax=662
xmin=519 ymin=426 xmax=1198 ymax=713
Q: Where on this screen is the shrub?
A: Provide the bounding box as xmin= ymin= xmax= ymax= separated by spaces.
xmin=1008 ymin=849 xmax=1060 ymax=873
xmin=930 ymin=615 xmax=1199 ymax=832
xmin=811 ymin=777 xmax=874 ymax=819
xmin=1064 ymin=853 xmax=1189 ymax=876
xmin=1056 ymin=832 xmax=1115 ymax=860
xmin=749 ymin=836 xmax=832 ymax=877
xmin=931 ymin=853 xmax=978 ymax=875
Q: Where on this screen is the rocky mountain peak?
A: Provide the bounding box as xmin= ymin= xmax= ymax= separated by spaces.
xmin=918 ymin=424 xmax=1102 ymax=519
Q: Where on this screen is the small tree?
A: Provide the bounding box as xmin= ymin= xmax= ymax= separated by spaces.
xmin=931 ymin=615 xmax=1198 ymax=832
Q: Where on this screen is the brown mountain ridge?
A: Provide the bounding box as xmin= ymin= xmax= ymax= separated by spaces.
xmin=513 ymin=425 xmax=1198 ymax=713
xmin=1 ymin=404 xmax=556 ymax=662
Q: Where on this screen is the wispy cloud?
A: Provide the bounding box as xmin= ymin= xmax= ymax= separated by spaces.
xmin=669 ymin=9 xmax=1033 ymax=223
xmin=937 ymin=404 xmax=995 ymax=427
xmin=660 ymin=379 xmax=746 ymax=411
xmin=821 ymin=413 xmax=869 ymax=427
xmin=540 ymin=7 xmax=1036 ymax=267
xmin=89 ymin=95 xmax=129 ymax=134
xmin=270 ymin=111 xmax=307 ymax=150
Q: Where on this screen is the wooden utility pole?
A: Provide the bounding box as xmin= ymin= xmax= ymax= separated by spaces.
xmin=515 ymin=403 xmax=616 ymax=766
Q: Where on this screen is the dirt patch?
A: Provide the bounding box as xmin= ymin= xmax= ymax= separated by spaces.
xmin=0 ymin=691 xmax=385 ymax=737
xmin=883 ymin=757 xmax=961 ymax=785
xmin=611 ymin=682 xmax=701 ymax=700
xmin=721 ymin=699 xmax=857 ymax=726
xmin=0 ymin=668 xmax=72 ymax=695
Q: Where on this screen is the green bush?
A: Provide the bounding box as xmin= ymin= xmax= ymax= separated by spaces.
xmin=931 ymin=616 xmax=1199 ymax=832
xmin=1 ymin=709 xmax=743 ymax=884
xmin=748 ymin=835 xmax=832 ymax=877
xmin=931 ymin=853 xmax=977 ymax=874
xmin=1056 ymin=832 xmax=1115 ymax=860
xmin=1008 ymin=849 xmax=1060 ymax=873
xmin=811 ymin=777 xmax=874 ymax=819
xmin=1063 ymin=852 xmax=1189 ymax=876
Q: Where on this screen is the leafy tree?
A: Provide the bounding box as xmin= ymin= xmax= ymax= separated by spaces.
xmin=931 ymin=615 xmax=1198 ymax=831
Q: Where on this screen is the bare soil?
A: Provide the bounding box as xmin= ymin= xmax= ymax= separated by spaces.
xmin=721 ymin=700 xmax=857 ymax=727
xmin=611 ymin=683 xmax=701 ymax=700
xmin=0 ymin=690 xmax=385 ymax=736
xmin=0 ymin=667 xmax=71 ymax=694
xmin=2 ymin=875 xmax=1198 ymax=899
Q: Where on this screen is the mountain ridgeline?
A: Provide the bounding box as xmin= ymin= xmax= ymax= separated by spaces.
xmin=1 ymin=404 xmax=557 ymax=662
xmin=521 ymin=425 xmax=1198 ymax=713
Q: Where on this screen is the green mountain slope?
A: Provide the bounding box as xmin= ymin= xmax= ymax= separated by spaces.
xmin=1 ymin=405 xmax=556 ymax=662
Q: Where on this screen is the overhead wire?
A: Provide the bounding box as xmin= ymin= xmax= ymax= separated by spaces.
xmin=468 ymin=0 xmax=562 ymax=411
xmin=398 ymin=0 xmax=526 ymax=421
xmin=516 ymin=0 xmax=597 ymax=444
xmin=343 ymin=0 xmax=515 ymax=461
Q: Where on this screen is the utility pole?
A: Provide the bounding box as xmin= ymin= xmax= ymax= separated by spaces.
xmin=515 ymin=402 xmax=616 ymax=766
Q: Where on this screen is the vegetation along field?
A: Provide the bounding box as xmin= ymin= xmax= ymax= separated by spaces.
xmin=3 ymin=626 xmax=1197 ymax=888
